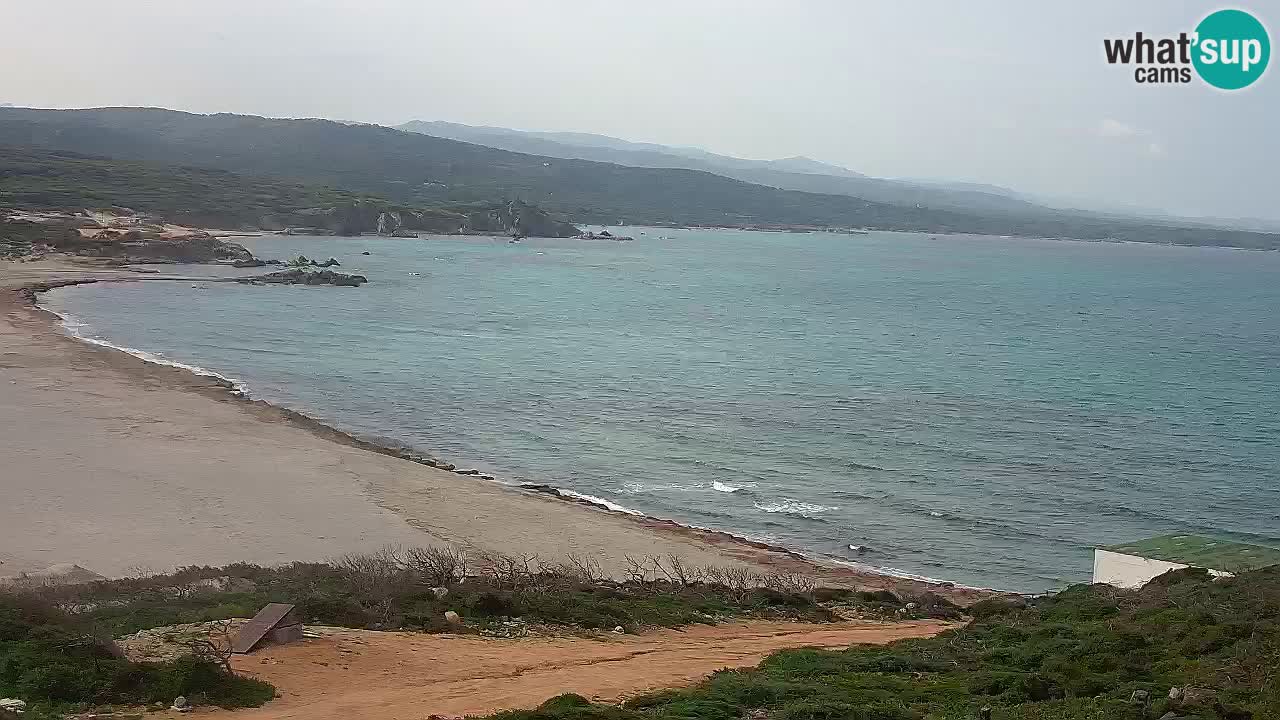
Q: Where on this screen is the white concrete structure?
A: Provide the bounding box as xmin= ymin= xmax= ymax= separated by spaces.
xmin=1092 ymin=534 xmax=1280 ymax=589
xmin=1091 ymin=548 xmax=1230 ymax=589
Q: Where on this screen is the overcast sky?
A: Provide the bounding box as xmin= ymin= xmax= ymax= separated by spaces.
xmin=3 ymin=1 xmax=1276 ymax=220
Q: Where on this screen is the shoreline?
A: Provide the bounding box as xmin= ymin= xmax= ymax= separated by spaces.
xmin=2 ymin=258 xmax=996 ymax=603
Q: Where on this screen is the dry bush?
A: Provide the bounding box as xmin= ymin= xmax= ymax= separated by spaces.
xmin=623 ymin=554 xmax=653 ymax=583
xmin=185 ymin=619 xmax=236 ymax=672
xmin=703 ymin=564 xmax=757 ymax=598
xmin=332 ymin=546 xmax=412 ymax=623
xmin=472 ymin=550 xmax=539 ymax=589
xmin=404 ymin=545 xmax=468 ymax=586
xmin=761 ymin=573 xmax=817 ymax=595
xmin=660 ymin=554 xmax=704 ymax=586
xmin=554 ymin=553 xmax=605 ymax=584
xmin=333 ymin=545 xmax=406 ymax=579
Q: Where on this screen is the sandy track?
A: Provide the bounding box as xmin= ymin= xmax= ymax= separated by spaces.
xmin=218 ymin=620 xmax=953 ymax=720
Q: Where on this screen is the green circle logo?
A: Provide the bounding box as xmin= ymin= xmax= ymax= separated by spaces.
xmin=1193 ymin=9 xmax=1270 ymax=89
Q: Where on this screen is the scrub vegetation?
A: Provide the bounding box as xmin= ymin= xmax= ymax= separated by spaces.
xmin=488 ymin=567 xmax=1280 ymax=720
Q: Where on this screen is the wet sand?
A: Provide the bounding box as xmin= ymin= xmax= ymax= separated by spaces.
xmin=0 ymin=258 xmax=989 ymax=602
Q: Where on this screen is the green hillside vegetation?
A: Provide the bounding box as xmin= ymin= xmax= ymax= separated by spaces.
xmin=1 ymin=107 xmax=1277 ymax=249
xmin=490 ymin=567 xmax=1280 ymax=720
xmin=0 ymin=146 xmax=577 ymax=237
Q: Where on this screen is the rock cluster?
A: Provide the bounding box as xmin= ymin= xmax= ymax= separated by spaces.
xmin=116 ymin=619 xmax=249 ymax=663
xmin=238 ymin=269 xmax=368 ymax=286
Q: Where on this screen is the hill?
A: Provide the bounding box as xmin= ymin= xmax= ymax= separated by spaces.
xmin=0 ymin=145 xmax=578 ymax=237
xmin=398 ymin=119 xmax=1055 ymax=216
xmin=2 ymin=107 xmax=1278 ymax=248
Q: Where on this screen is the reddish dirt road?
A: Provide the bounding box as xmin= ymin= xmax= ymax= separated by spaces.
xmin=213 ymin=620 xmax=954 ymax=720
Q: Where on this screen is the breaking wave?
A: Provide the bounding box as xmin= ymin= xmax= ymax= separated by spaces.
xmin=45 ymin=305 xmax=248 ymax=394
xmin=753 ymin=499 xmax=840 ymax=519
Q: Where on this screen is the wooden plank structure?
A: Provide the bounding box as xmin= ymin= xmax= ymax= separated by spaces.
xmin=231 ymin=603 xmax=303 ymax=654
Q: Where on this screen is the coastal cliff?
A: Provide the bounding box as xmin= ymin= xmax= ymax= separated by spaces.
xmin=1 ymin=211 xmax=251 ymax=263
xmin=273 ymin=199 xmax=579 ymax=238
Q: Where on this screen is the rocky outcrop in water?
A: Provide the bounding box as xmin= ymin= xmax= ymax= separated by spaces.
xmin=311 ymin=199 xmax=578 ymax=238
xmin=238 ymin=269 xmax=368 ymax=286
xmin=464 ymin=200 xmax=579 ymax=238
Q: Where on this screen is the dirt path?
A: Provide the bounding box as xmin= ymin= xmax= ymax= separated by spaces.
xmin=214 ymin=620 xmax=954 ymax=720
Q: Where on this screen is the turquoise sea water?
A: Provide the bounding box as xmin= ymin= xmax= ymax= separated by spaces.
xmin=42 ymin=229 xmax=1280 ymax=592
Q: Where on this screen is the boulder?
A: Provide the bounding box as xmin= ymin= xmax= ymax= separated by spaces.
xmin=1175 ymin=686 xmax=1216 ymax=707
xmin=171 ymin=695 xmax=191 ymax=713
xmin=444 ymin=610 xmax=461 ymax=625
xmin=429 ymin=587 xmax=450 ymax=599
xmin=1130 ymin=689 xmax=1150 ymax=705
xmin=0 ymin=699 xmax=26 ymax=713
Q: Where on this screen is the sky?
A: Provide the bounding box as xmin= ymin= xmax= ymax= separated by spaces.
xmin=2 ymin=1 xmax=1276 ymax=221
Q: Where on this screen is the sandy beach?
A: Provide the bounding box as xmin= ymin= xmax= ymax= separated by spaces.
xmin=0 ymin=257 xmax=985 ymax=601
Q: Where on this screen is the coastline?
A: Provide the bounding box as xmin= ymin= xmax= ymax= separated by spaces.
xmin=1 ymin=257 xmax=995 ymax=603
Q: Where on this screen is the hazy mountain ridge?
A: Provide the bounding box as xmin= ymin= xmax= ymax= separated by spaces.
xmin=1 ymin=107 xmax=1276 ymax=248
xmin=401 ymin=120 xmax=1280 ymax=233
xmin=398 ymin=120 xmax=1058 ymax=216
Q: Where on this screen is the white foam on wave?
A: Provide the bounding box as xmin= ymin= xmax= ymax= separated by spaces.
xmin=619 ymin=481 xmax=700 ymax=494
xmin=556 ymin=489 xmax=645 ymax=516
xmin=622 ymin=480 xmax=757 ymax=494
xmin=824 ymin=556 xmax=992 ymax=591
xmin=43 ymin=305 xmax=249 ymax=395
xmin=753 ymin=499 xmax=839 ymax=517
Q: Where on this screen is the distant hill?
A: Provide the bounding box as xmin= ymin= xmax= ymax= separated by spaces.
xmin=1 ymin=107 xmax=1277 ymax=248
xmin=0 ymin=145 xmax=578 ymax=237
xmin=398 ymin=120 xmax=1056 ymax=216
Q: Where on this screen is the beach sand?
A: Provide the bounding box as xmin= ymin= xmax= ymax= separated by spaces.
xmin=0 ymin=257 xmax=987 ymax=601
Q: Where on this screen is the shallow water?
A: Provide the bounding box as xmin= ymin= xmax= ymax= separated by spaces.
xmin=42 ymin=229 xmax=1280 ymax=592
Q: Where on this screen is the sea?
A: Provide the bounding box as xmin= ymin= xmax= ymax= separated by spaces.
xmin=40 ymin=228 xmax=1280 ymax=593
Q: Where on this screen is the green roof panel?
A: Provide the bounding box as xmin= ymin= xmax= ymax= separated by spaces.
xmin=1104 ymin=534 xmax=1280 ymax=572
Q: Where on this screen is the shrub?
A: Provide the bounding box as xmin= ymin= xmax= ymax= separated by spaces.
xmin=0 ymin=594 xmax=271 ymax=709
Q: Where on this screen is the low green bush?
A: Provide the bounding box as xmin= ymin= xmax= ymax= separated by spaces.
xmin=0 ymin=594 xmax=272 ymax=711
xmin=476 ymin=567 xmax=1280 ymax=720
xmin=20 ymin=551 xmax=939 ymax=639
